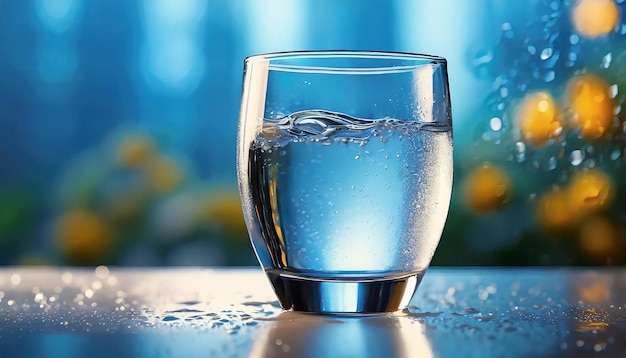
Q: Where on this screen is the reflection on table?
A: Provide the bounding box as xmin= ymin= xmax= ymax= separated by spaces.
xmin=0 ymin=267 xmax=624 ymax=357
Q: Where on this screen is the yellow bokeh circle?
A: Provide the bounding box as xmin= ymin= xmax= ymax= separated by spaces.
xmin=145 ymin=155 xmax=183 ymax=194
xmin=55 ymin=210 xmax=114 ymax=263
xmin=567 ymin=74 xmax=615 ymax=140
xmin=516 ymin=92 xmax=563 ymax=147
xmin=568 ymin=168 xmax=614 ymax=213
xmin=463 ymin=163 xmax=511 ymax=213
xmin=198 ymin=192 xmax=248 ymax=240
xmin=536 ymin=168 xmax=615 ymax=233
xmin=579 ymin=216 xmax=623 ymax=260
xmin=116 ymin=135 xmax=155 ymax=168
xmin=572 ymin=0 xmax=620 ymax=38
xmin=536 ymin=187 xmax=581 ymax=231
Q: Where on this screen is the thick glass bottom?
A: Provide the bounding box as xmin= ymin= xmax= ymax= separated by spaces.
xmin=266 ymin=270 xmax=425 ymax=314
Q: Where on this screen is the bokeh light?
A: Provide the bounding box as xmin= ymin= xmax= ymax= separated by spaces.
xmin=515 ymin=92 xmax=563 ymax=147
xmin=116 ymin=135 xmax=155 ymax=168
xmin=463 ymin=163 xmax=511 ymax=214
xmin=536 ymin=187 xmax=579 ymax=232
xmin=572 ymin=0 xmax=620 ymax=38
xmin=145 ymin=155 xmax=184 ymax=194
xmin=568 ymin=168 xmax=614 ymax=214
xmin=55 ymin=210 xmax=115 ymax=265
xmin=576 ymin=274 xmax=612 ymax=303
xmin=566 ymin=74 xmax=616 ymax=140
xmin=579 ymin=216 xmax=624 ymax=262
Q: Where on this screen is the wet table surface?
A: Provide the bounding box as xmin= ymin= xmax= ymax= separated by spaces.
xmin=0 ymin=267 xmax=625 ymax=358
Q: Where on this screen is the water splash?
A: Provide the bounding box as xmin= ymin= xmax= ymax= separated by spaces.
xmin=261 ymin=110 xmax=446 ymax=147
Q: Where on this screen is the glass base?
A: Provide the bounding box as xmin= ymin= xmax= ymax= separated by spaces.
xmin=266 ymin=270 xmax=424 ymax=314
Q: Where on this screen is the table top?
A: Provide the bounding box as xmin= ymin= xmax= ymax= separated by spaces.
xmin=0 ymin=267 xmax=624 ymax=358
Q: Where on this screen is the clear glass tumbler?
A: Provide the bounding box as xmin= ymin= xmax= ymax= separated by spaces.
xmin=237 ymin=51 xmax=453 ymax=313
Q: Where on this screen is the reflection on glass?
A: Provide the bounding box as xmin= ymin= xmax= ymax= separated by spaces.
xmin=249 ymin=312 xmax=432 ymax=358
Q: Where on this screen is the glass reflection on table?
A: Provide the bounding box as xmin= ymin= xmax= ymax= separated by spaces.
xmin=249 ymin=312 xmax=432 ymax=358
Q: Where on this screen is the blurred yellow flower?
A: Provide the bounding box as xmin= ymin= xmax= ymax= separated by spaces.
xmin=105 ymin=192 xmax=145 ymax=224
xmin=145 ymin=155 xmax=183 ymax=194
xmin=55 ymin=209 xmax=115 ymax=264
xmin=572 ymin=0 xmax=620 ymax=38
xmin=568 ymin=168 xmax=614 ymax=213
xmin=463 ymin=163 xmax=511 ymax=213
xmin=579 ymin=216 xmax=623 ymax=261
xmin=198 ymin=192 xmax=248 ymax=240
xmin=516 ymin=92 xmax=563 ymax=147
xmin=567 ymin=74 xmax=615 ymax=140
xmin=536 ymin=187 xmax=580 ymax=231
xmin=116 ymin=135 xmax=155 ymax=168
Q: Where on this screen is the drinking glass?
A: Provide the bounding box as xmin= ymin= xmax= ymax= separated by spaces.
xmin=237 ymin=51 xmax=453 ymax=313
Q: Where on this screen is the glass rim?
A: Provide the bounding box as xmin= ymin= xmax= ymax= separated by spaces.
xmin=244 ymin=50 xmax=447 ymax=75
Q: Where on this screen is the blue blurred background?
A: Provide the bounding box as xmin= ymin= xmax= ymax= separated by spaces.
xmin=1 ymin=0 xmax=625 ymax=266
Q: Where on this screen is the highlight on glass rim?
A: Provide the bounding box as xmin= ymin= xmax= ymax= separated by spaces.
xmin=1 ymin=0 xmax=626 ymax=268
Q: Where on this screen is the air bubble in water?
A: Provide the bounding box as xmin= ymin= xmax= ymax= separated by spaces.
xmin=570 ymin=150 xmax=584 ymax=166
xmin=609 ymin=84 xmax=618 ymax=98
xmin=569 ymin=34 xmax=579 ymax=45
xmin=610 ymin=149 xmax=621 ymax=160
